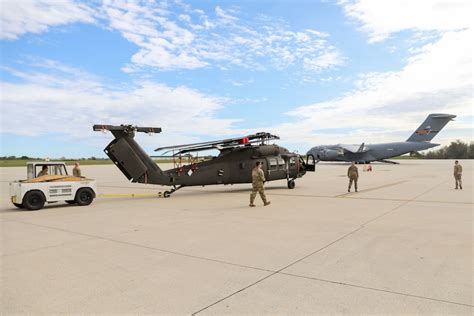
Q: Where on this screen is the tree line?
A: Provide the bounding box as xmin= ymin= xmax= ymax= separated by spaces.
xmin=411 ymin=140 xmax=474 ymax=159
xmin=2 ymin=140 xmax=473 ymax=160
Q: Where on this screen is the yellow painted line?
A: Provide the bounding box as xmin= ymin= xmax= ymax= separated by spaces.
xmin=98 ymin=193 xmax=163 ymax=198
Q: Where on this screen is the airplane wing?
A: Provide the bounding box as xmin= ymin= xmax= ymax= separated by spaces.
xmin=338 ymin=143 xmax=368 ymax=153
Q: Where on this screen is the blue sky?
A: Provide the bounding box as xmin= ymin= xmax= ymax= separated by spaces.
xmin=0 ymin=0 xmax=472 ymax=158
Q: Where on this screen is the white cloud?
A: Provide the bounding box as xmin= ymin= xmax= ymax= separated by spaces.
xmin=341 ymin=0 xmax=472 ymax=42
xmin=1 ymin=0 xmax=344 ymax=73
xmin=215 ymin=6 xmax=238 ymax=24
xmin=178 ymin=14 xmax=191 ymax=23
xmin=102 ymin=0 xmax=344 ymax=72
xmin=0 ymin=60 xmax=240 ymax=147
xmin=303 ymin=50 xmax=345 ymax=72
xmin=274 ymin=28 xmax=472 ymax=147
xmin=263 ymin=0 xmax=473 ymax=148
xmin=0 ymin=0 xmax=96 ymax=40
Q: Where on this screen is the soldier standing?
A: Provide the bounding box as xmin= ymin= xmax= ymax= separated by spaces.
xmin=250 ymin=161 xmax=271 ymax=207
xmin=73 ymin=162 xmax=82 ymax=177
xmin=347 ymin=162 xmax=359 ymax=192
xmin=454 ymin=160 xmax=463 ymax=190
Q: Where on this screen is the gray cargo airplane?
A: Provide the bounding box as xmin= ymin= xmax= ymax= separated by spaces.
xmin=307 ymin=113 xmax=456 ymax=164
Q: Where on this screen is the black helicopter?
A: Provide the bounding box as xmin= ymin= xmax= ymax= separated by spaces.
xmin=93 ymin=124 xmax=315 ymax=197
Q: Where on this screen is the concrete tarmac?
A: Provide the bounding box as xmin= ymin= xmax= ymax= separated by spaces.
xmin=0 ymin=160 xmax=472 ymax=315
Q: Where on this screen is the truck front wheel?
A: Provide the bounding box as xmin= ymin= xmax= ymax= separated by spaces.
xmin=75 ymin=188 xmax=94 ymax=206
xmin=13 ymin=203 xmax=24 ymax=208
xmin=23 ymin=191 xmax=46 ymax=210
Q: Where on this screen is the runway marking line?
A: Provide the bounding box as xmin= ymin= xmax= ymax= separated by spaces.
xmin=192 ymin=179 xmax=474 ymax=314
xmin=335 ymin=180 xmax=408 ymax=198
xmin=94 ymin=189 xmax=472 ymax=206
xmin=3 ymin=179 xmax=471 ymax=311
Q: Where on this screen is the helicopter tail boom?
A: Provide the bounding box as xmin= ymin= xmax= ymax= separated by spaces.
xmin=94 ymin=124 xmax=168 ymax=185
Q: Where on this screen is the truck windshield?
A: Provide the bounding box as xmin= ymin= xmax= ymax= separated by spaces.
xmin=34 ymin=164 xmax=68 ymax=177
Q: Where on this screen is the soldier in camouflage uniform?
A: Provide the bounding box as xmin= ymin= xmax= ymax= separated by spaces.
xmin=73 ymin=162 xmax=82 ymax=177
xmin=454 ymin=160 xmax=463 ymax=190
xmin=250 ymin=161 xmax=271 ymax=207
xmin=347 ymin=162 xmax=359 ymax=192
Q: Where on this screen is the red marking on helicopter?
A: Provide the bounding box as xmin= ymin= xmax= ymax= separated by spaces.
xmin=239 ymin=137 xmax=250 ymax=144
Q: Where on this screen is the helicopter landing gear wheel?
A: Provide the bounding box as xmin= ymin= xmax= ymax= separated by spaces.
xmin=162 ymin=185 xmax=184 ymax=198
xmin=287 ymin=180 xmax=296 ymax=189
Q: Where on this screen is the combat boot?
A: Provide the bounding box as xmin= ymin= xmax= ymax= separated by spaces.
xmin=264 ymin=201 xmax=271 ymax=206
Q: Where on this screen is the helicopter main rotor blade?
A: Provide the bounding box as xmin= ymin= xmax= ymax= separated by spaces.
xmin=154 ymin=132 xmax=280 ymax=153
xmin=93 ymin=124 xmax=162 ymax=134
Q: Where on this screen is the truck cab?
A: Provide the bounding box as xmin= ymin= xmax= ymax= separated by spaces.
xmin=27 ymin=161 xmax=69 ymax=179
xmin=10 ymin=161 xmax=97 ymax=211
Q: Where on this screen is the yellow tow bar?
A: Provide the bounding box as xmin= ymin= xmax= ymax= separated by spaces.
xmin=98 ymin=193 xmax=164 ymax=198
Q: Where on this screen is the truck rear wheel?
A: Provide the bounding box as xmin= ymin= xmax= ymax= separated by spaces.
xmin=75 ymin=188 xmax=94 ymax=206
xmin=23 ymin=191 xmax=46 ymax=210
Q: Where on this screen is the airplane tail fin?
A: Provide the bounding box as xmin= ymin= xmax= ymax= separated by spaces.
xmin=93 ymin=125 xmax=168 ymax=184
xmin=406 ymin=113 xmax=456 ymax=142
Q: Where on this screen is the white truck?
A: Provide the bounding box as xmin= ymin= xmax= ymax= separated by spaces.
xmin=9 ymin=162 xmax=97 ymax=210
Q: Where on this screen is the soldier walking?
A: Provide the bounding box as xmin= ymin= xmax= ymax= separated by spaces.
xmin=73 ymin=162 xmax=82 ymax=177
xmin=250 ymin=161 xmax=271 ymax=207
xmin=347 ymin=162 xmax=359 ymax=192
xmin=454 ymin=160 xmax=463 ymax=190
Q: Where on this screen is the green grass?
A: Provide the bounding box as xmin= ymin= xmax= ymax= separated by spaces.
xmin=0 ymin=159 xmax=183 ymax=167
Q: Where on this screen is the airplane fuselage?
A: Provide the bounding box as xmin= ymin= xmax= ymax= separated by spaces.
xmin=307 ymin=113 xmax=455 ymax=163
xmin=308 ymin=141 xmax=439 ymax=163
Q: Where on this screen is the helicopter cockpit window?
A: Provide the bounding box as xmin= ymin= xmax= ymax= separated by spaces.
xmin=289 ymin=157 xmax=296 ymax=166
xmin=277 ymin=157 xmax=285 ymax=167
xmin=269 ymin=158 xmax=278 ymax=169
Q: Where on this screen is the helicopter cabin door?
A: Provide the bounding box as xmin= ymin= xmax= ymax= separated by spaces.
xmin=266 ymin=156 xmax=287 ymax=181
xmin=239 ymin=158 xmax=269 ymax=183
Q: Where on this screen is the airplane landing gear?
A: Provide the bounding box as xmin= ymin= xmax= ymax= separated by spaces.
xmin=162 ymin=185 xmax=184 ymax=198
